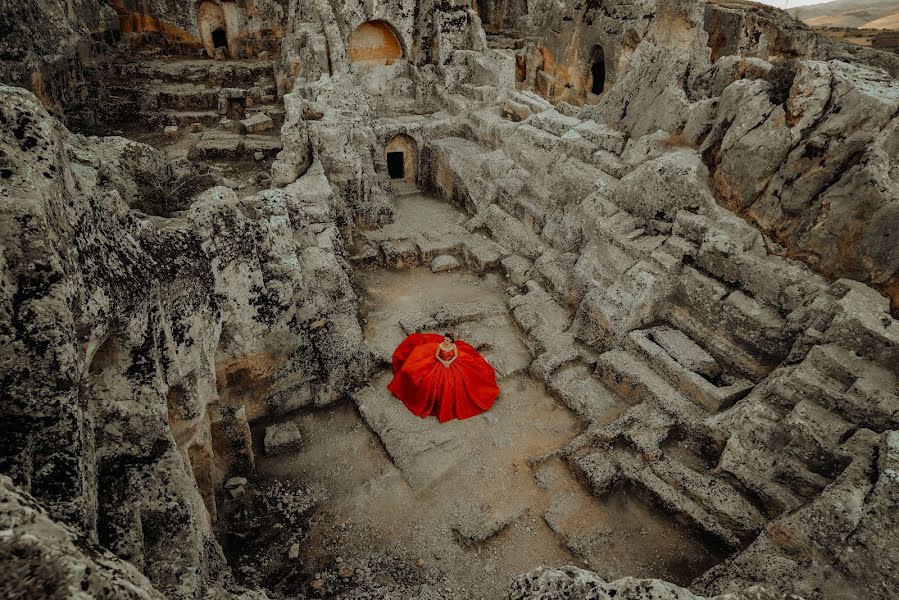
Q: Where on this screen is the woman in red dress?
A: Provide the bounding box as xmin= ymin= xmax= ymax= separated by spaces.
xmin=387 ymin=332 xmax=500 ymax=422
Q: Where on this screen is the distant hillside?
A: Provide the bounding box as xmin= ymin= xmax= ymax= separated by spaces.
xmin=862 ymin=11 xmax=899 ymax=28
xmin=788 ymin=0 xmax=899 ymax=29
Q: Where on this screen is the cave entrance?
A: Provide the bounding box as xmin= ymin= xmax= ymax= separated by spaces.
xmin=348 ymin=20 xmax=404 ymax=65
xmin=387 ymin=152 xmax=404 ymax=179
xmin=590 ymin=45 xmax=606 ymax=95
xmin=385 ymin=134 xmax=417 ymax=182
xmin=212 ymin=28 xmax=228 ymax=50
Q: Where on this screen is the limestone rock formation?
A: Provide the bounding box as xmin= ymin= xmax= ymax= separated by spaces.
xmin=0 ymin=475 xmax=167 ymax=599
xmin=1 ymin=0 xmax=898 ymax=599
xmin=510 ymin=567 xmax=786 ymax=600
xmin=0 ymin=84 xmax=367 ymax=598
xmin=517 ymin=0 xmax=899 ymax=311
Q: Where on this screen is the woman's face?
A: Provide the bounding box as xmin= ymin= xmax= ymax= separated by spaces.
xmin=444 ymin=335 xmax=453 ymax=344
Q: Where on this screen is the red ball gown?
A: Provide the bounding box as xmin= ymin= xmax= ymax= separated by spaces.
xmin=387 ymin=333 xmax=500 ymax=422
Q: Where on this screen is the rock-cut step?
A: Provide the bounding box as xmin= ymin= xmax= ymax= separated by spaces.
xmin=625 ymin=327 xmax=753 ymax=413
xmin=112 ymin=58 xmax=276 ymax=88
xmin=161 ymin=109 xmax=222 ymax=128
xmin=390 ymin=180 xmax=419 ymax=197
xmin=545 ymin=362 xmax=626 ymax=425
xmin=534 ymin=455 xmax=729 ymax=583
xmin=188 ymin=131 xmax=283 ymax=161
xmin=595 ymin=349 xmax=707 ymax=431
xmin=350 ymin=370 xmax=468 ymax=489
xmin=158 ymin=83 xmax=219 ymax=110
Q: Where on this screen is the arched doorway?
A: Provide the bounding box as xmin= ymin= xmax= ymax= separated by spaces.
xmin=385 ymin=134 xmax=417 ymax=182
xmin=589 ymin=45 xmax=606 ymax=95
xmin=348 ymin=20 xmax=404 ymax=65
xmin=198 ymin=1 xmax=237 ymax=58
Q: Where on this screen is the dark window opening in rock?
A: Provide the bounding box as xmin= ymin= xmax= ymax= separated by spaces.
xmin=387 ymin=152 xmax=404 ymax=179
xmin=591 ymin=46 xmax=606 ymax=95
xmin=212 ymin=28 xmax=228 ymax=49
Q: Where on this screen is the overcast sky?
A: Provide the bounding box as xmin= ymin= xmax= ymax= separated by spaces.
xmin=753 ymin=0 xmax=834 ymax=7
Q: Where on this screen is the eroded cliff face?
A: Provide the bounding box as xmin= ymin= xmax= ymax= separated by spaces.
xmin=517 ymin=0 xmax=899 ymax=313
xmin=107 ymin=0 xmax=287 ymax=57
xmin=0 ymin=0 xmax=119 ymax=128
xmin=0 ymin=475 xmax=168 ymax=600
xmin=0 ymin=85 xmax=368 ymax=598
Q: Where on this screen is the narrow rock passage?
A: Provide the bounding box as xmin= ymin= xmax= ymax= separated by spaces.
xmin=254 ymin=189 xmax=729 ymax=597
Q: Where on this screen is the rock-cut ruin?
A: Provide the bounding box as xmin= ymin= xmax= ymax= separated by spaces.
xmin=1 ymin=0 xmax=898 ymax=598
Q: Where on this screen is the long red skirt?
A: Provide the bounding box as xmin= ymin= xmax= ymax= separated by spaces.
xmin=387 ymin=333 xmax=500 ymax=422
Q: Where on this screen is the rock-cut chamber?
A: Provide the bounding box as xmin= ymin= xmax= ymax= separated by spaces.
xmin=348 ymin=20 xmax=404 ymax=65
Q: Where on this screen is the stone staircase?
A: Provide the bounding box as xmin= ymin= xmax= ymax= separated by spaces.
xmin=104 ymin=57 xmax=285 ymax=163
xmin=623 ymin=327 xmax=753 ymax=413
xmin=532 ymin=454 xmax=731 ymax=585
xmin=539 ymin=319 xmax=775 ymax=550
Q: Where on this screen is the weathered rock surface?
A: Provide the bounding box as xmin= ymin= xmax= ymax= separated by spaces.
xmin=510 ymin=567 xmax=788 ymax=599
xmin=518 ymin=0 xmax=899 ymax=310
xmin=430 ymin=253 xmax=460 ymax=272
xmin=0 ymin=85 xmax=367 ymax=597
xmin=0 ymin=475 xmax=168 ymax=599
xmin=2 ymin=0 xmax=899 ymax=598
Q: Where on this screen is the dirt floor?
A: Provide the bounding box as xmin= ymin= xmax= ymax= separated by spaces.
xmin=245 ymin=190 xmax=729 ymax=598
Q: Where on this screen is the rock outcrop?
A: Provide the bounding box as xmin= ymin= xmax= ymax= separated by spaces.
xmin=1 ymin=0 xmax=898 ymax=598
xmin=510 ymin=567 xmax=786 ymax=600
xmin=0 ymin=85 xmax=367 ymax=598
xmin=517 ymin=0 xmax=899 ymax=312
xmin=0 ymin=475 xmax=167 ymax=600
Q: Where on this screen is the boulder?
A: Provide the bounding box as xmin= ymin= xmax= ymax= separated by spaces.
xmin=264 ymin=421 xmax=303 ymax=456
xmin=430 ymin=254 xmax=460 ymax=272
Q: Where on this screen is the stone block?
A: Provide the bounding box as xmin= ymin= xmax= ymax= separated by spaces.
xmin=546 ymin=364 xmax=623 ymax=421
xmin=649 ymin=326 xmax=719 ymax=377
xmin=219 ymin=87 xmax=246 ymax=99
xmin=463 ymin=241 xmax=501 ymax=272
xmin=573 ymin=120 xmax=628 ymax=154
xmin=784 ymin=400 xmax=853 ymax=465
xmin=242 ymin=135 xmax=282 ymax=159
xmin=573 ymin=452 xmax=619 ymax=495
xmin=264 ymin=421 xmax=303 ymax=455
xmin=381 ymin=239 xmax=419 ymax=268
xmin=189 ymin=133 xmax=243 ymax=160
xmin=430 ymin=254 xmax=460 ymax=272
xmin=502 ymin=99 xmax=531 ymax=122
xmin=239 ymin=112 xmax=274 ymax=134
xmin=432 ymin=302 xmax=505 ymax=326
xmin=350 ymin=242 xmax=381 ymax=267
xmin=501 ymin=254 xmax=532 ymax=285
xmin=416 ymin=237 xmax=462 ymax=261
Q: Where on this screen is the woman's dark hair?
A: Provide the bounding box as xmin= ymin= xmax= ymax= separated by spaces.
xmin=444 ymin=332 xmax=455 ymax=342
